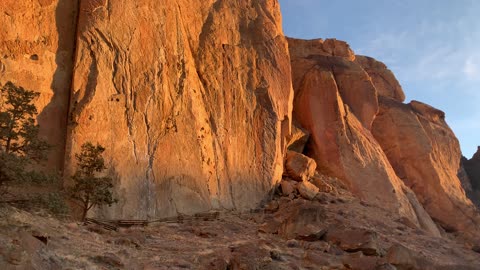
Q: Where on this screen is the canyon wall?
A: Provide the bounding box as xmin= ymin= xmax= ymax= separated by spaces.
xmin=0 ymin=0 xmax=478 ymax=235
xmin=0 ymin=0 xmax=78 ymax=169
xmin=65 ymin=0 xmax=292 ymax=218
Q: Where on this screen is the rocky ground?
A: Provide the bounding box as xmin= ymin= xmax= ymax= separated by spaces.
xmin=1 ymin=179 xmax=479 ymax=270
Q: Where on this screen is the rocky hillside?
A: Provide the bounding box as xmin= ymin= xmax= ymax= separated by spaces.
xmin=1 ymin=0 xmax=479 ymax=264
xmin=2 ymin=185 xmax=480 ymax=269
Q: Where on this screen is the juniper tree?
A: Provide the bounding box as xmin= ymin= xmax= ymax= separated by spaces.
xmin=69 ymin=142 xmax=117 ymax=220
xmin=0 ymin=82 xmax=49 ymax=194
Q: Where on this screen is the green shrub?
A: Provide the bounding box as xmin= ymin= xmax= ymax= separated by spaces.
xmin=69 ymin=142 xmax=117 ymax=220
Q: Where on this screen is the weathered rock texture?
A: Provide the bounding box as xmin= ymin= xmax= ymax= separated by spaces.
xmin=355 ymin=55 xmax=405 ymax=102
xmin=65 ymin=0 xmax=292 ymax=218
xmin=287 ymin=38 xmax=434 ymax=232
xmin=464 ymin=147 xmax=480 ymax=192
xmin=284 ymin=151 xmax=317 ymax=182
xmin=288 ymin=38 xmax=355 ymax=61
xmin=463 ymin=149 xmax=480 ymax=207
xmin=1 ymin=1 xmax=477 ymax=239
xmin=458 ymin=160 xmax=473 ymax=195
xmin=0 ymin=0 xmax=78 ymax=169
xmin=372 ymin=98 xmax=479 ymax=233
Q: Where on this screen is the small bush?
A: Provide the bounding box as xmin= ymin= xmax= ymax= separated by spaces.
xmin=35 ymin=193 xmax=69 ymax=216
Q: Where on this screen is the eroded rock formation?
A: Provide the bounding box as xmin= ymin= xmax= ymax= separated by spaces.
xmin=0 ymin=1 xmax=478 ymax=241
xmin=287 ymin=36 xmax=480 ymax=236
xmin=65 ymin=0 xmax=293 ymax=218
xmin=372 ymin=98 xmax=479 ymax=232
xmin=287 ymin=38 xmax=439 ymax=234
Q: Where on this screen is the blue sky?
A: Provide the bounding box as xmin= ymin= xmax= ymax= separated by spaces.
xmin=279 ymin=0 xmax=480 ymax=158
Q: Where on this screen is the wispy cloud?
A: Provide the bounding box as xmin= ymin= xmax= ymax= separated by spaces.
xmin=463 ymin=57 xmax=480 ymax=80
xmin=280 ymin=0 xmax=480 ymax=155
xmin=356 ymin=15 xmax=480 ymax=85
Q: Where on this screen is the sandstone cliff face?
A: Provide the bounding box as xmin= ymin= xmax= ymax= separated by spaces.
xmin=289 ymin=37 xmax=479 ymax=235
xmin=1 ymin=1 xmax=476 ymax=238
xmin=287 ymin=38 xmax=438 ymax=232
xmin=0 ymin=0 xmax=78 ymax=169
xmin=372 ymin=97 xmax=479 ymax=232
xmin=65 ymin=0 xmax=292 ymax=218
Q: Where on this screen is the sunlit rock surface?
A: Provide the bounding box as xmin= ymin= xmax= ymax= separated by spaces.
xmin=373 ymin=98 xmax=480 ymax=233
xmin=0 ymin=0 xmax=78 ymax=169
xmin=287 ymin=38 xmax=439 ymax=235
xmin=65 ymin=0 xmax=293 ymax=218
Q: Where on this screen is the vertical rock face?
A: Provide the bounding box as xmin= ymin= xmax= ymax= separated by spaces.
xmin=372 ymin=97 xmax=479 ymax=232
xmin=66 ymin=0 xmax=292 ymax=218
xmin=461 ymin=148 xmax=480 ymax=207
xmin=1 ymin=1 xmax=476 ymax=238
xmin=464 ymin=148 xmax=480 ymax=191
xmin=458 ymin=159 xmax=473 ymax=194
xmin=0 ymin=0 xmax=78 ymax=169
xmin=287 ymin=38 xmax=428 ymax=228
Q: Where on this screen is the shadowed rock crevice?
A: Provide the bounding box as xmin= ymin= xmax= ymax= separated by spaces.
xmin=0 ymin=1 xmax=79 ymax=171
xmin=462 ymin=147 xmax=480 ymax=207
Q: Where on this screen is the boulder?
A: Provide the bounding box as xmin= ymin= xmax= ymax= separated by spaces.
xmin=297 ymin=181 xmax=319 ymax=200
xmin=277 ymin=201 xmax=326 ymax=239
xmin=286 ymin=121 xmax=310 ymax=153
xmin=372 ymin=97 xmax=479 ymax=233
xmin=310 ymin=175 xmax=334 ymax=193
xmin=223 ymin=242 xmax=273 ymax=270
xmin=280 ymin=180 xmax=297 ymax=196
xmin=295 ymin=229 xmax=327 ymax=242
xmin=386 ymin=244 xmax=418 ymax=270
xmin=284 ymin=151 xmax=317 ymax=182
xmin=0 ymin=231 xmax=57 ymax=269
xmin=65 ymin=0 xmax=293 ymax=218
xmin=302 ymin=251 xmax=345 ymax=269
xmin=341 ymin=253 xmax=381 ymax=270
xmin=325 ymin=228 xmax=382 ymax=256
